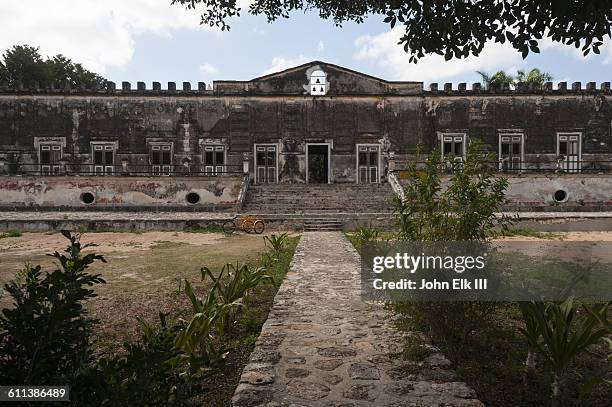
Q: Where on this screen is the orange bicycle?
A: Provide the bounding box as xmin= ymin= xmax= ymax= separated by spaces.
xmin=223 ymin=215 xmax=265 ymax=234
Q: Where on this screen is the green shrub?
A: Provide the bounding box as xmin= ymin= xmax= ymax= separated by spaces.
xmin=239 ymin=308 xmax=263 ymax=332
xmin=183 ymin=224 xmax=224 ymax=234
xmin=75 ymin=313 xmax=199 ymax=406
xmin=395 ymin=141 xmax=512 ymax=241
xmin=0 ymin=230 xmax=105 ymax=386
xmin=355 ymin=226 xmax=380 ymax=241
xmin=264 ymin=232 xmax=289 ymax=253
xmin=174 ymin=278 xmax=228 ymax=374
xmin=392 ymin=141 xmax=509 ymax=340
xmin=519 ymin=300 xmax=611 ymax=406
xmin=0 ymin=229 xmax=21 ymax=238
xmin=243 ymin=334 xmax=258 ymax=352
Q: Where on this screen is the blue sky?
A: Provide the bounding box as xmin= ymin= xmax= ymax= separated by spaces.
xmin=1 ymin=1 xmax=610 ymax=88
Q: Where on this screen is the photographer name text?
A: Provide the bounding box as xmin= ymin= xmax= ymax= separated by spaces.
xmin=372 ymin=278 xmax=488 ymax=291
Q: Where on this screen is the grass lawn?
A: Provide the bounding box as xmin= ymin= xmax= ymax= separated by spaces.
xmin=0 ymin=230 xmax=299 ymax=406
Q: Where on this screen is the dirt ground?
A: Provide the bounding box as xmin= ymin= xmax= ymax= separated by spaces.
xmin=496 ymin=231 xmax=612 ymax=265
xmin=0 ymin=231 xmax=278 ymax=355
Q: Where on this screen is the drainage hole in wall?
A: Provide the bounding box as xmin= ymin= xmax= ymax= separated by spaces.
xmin=81 ymin=192 xmax=95 ymax=205
xmin=186 ymin=192 xmax=200 ymax=204
xmin=553 ymin=189 xmax=567 ymax=203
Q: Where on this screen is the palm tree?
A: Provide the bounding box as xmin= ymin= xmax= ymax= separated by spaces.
xmin=477 ymin=70 xmax=515 ymax=90
xmin=516 ymin=68 xmax=553 ymax=90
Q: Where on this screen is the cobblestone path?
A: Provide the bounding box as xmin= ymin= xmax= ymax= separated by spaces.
xmin=232 ymin=232 xmax=483 ymax=406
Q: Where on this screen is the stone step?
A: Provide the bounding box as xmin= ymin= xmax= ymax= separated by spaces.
xmin=244 ymin=208 xmax=394 ymax=213
xmin=303 ymin=218 xmax=344 ymax=231
xmin=244 ymin=202 xmax=394 ymax=207
xmin=303 ymin=227 xmax=343 ymax=231
xmin=243 ymin=182 xmax=396 ymax=215
xmin=244 ymin=203 xmax=394 ymax=208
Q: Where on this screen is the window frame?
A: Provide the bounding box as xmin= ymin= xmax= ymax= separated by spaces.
xmin=202 ymin=144 xmax=227 ymax=176
xmin=91 ymin=142 xmax=117 ymax=176
xmin=149 ymin=143 xmax=173 ymax=176
xmin=439 ymin=133 xmax=467 ymax=162
xmin=556 ymin=132 xmax=582 ymax=173
xmin=498 ymin=133 xmax=524 ymax=172
xmin=39 ymin=143 xmax=63 ymax=175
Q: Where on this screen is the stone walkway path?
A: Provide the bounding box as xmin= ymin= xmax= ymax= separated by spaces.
xmin=232 ymin=232 xmax=483 ymax=407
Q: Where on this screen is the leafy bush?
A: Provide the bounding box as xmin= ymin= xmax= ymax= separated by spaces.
xmin=183 ymin=223 xmax=224 ymax=234
xmin=243 ymin=334 xmax=258 ymax=352
xmin=519 ymin=300 xmax=611 ymax=406
xmin=392 ymin=141 xmax=509 ymax=339
xmin=0 ymin=230 xmax=105 ymax=386
xmin=77 ymin=313 xmax=199 ymax=406
xmin=395 ymin=140 xmax=512 ymax=241
xmin=239 ymin=308 xmax=263 ymax=332
xmin=0 ymin=229 xmax=22 ymax=238
xmin=174 ymin=279 xmax=228 ymax=374
xmin=264 ymin=232 xmax=289 ymax=253
xmin=355 ymin=226 xmax=380 ymax=241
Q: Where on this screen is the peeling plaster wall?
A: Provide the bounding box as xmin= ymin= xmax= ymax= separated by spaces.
xmin=0 ymin=62 xmax=610 ymax=188
xmin=0 ymin=176 xmax=242 ymax=210
xmin=400 ymin=174 xmax=612 ymax=211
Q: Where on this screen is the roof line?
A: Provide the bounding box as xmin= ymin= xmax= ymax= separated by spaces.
xmin=217 ymin=60 xmax=421 ymax=84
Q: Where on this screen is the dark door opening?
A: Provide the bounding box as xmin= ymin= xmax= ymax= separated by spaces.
xmin=307 ymin=144 xmax=329 ymax=184
xmin=256 ymin=145 xmax=277 ymax=184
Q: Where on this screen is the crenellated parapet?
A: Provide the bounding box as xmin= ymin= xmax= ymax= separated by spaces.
xmin=0 ymin=80 xmax=215 ymax=95
xmin=426 ymin=81 xmax=611 ymax=95
xmin=0 ymin=79 xmax=610 ymax=96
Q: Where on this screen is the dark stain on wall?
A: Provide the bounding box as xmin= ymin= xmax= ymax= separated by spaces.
xmin=0 ymin=62 xmax=610 ymax=180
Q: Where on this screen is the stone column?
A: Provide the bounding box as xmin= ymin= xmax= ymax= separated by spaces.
xmin=388 ymin=151 xmax=396 ymax=172
xmin=243 ymin=152 xmax=250 ymax=175
xmin=59 ymin=159 xmax=67 ymax=175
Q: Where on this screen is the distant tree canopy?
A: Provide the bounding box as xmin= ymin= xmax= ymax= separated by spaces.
xmin=171 ymin=0 xmax=612 ymax=62
xmin=477 ymin=68 xmax=553 ymax=90
xmin=0 ymin=45 xmax=108 ymax=89
xmin=516 ymin=68 xmax=553 ymax=88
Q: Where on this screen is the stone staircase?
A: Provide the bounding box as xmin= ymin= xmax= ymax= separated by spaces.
xmin=303 ymin=217 xmax=343 ymax=231
xmin=242 ymin=183 xmax=396 ymax=215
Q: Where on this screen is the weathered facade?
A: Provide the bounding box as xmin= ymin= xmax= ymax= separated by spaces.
xmin=0 ymin=61 xmax=610 ymax=188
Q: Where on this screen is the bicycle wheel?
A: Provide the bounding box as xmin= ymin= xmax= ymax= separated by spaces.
xmin=253 ymin=220 xmax=265 ymax=234
xmin=222 ymin=220 xmax=236 ymax=235
xmin=242 ymin=220 xmax=254 ymax=234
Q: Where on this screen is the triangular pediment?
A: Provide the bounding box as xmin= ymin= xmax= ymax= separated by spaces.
xmin=213 ymin=61 xmax=422 ymax=96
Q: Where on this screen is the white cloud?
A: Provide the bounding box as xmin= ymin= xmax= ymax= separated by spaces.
xmin=541 ymin=35 xmax=612 ymax=65
xmin=317 ymin=40 xmax=325 ymax=53
xmin=252 ymin=27 xmax=265 ymax=36
xmin=354 ymin=28 xmax=525 ymax=82
xmin=261 ymin=55 xmax=312 ymax=76
xmin=199 ymin=63 xmax=218 ymax=75
xmin=604 ymin=46 xmax=612 ymax=64
xmin=0 ymin=0 xmax=212 ymax=74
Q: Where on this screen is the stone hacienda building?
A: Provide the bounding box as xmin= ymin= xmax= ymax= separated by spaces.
xmin=0 ymin=61 xmax=611 ymax=211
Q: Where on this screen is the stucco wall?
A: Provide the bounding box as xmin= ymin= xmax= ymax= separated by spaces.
xmin=0 ymin=176 xmax=242 ymax=210
xmin=0 ymin=62 xmax=610 ymax=185
xmin=400 ymin=174 xmax=612 ymax=211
